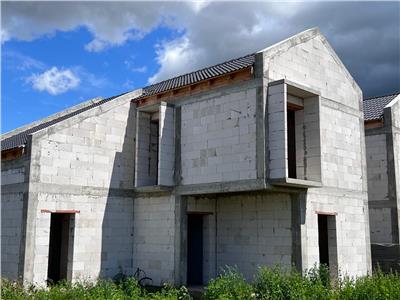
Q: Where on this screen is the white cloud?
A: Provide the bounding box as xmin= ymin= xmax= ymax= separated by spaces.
xmin=27 ymin=67 xmax=80 ymax=95
xmin=148 ymin=36 xmax=205 ymax=84
xmin=2 ymin=2 xmax=176 ymax=51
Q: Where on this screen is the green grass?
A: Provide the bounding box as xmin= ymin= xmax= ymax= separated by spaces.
xmin=2 ymin=266 xmax=400 ymax=300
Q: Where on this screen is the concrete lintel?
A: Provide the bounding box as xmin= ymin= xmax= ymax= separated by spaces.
xmin=268 ymin=78 xmax=320 ymax=98
xmin=365 ymin=126 xmax=389 ymax=136
xmin=29 ymin=182 xmax=135 ymax=197
xmin=269 ymin=177 xmax=322 ymax=188
xmin=134 ymin=185 xmax=174 ymax=193
xmin=177 ymin=179 xmax=267 ymax=195
xmin=176 ymin=179 xmax=309 ymax=195
xmin=136 ymin=103 xmax=159 ymax=113
xmin=321 ymin=96 xmax=363 ymax=119
xmin=171 ymin=78 xmax=262 ymax=108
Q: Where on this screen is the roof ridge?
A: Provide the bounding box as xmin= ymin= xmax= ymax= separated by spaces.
xmin=144 ymin=53 xmax=255 ymax=89
xmin=364 ymin=92 xmax=400 ymax=101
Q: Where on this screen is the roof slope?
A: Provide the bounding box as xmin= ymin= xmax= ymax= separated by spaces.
xmin=363 ymin=93 xmax=400 ymax=121
xmin=2 ymin=28 xmax=324 ymax=151
xmin=1 ymin=54 xmax=256 ymax=151
xmin=1 ymin=94 xmax=121 ymax=151
xmin=139 ymin=54 xmax=255 ymax=99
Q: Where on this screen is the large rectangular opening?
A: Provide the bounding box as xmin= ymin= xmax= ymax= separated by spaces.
xmin=135 ymin=111 xmax=160 ymax=187
xmin=150 ymin=118 xmax=160 ymax=185
xmin=187 ymin=214 xmax=204 ymax=285
xmin=318 ymin=214 xmax=338 ymax=276
xmin=287 ymin=108 xmax=297 ymax=179
xmin=47 ymin=213 xmax=73 ymax=284
xmin=135 ymin=103 xmax=175 ymax=187
xmin=318 ymin=215 xmax=329 ymax=266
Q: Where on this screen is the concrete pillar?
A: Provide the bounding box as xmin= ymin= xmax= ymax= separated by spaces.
xmin=174 ymin=194 xmax=187 ymax=285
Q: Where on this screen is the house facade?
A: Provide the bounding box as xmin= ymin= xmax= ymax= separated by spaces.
xmin=1 ymin=28 xmax=371 ymax=286
xmin=363 ymin=93 xmax=400 ymax=271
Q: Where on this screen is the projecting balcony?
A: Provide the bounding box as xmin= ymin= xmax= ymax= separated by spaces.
xmin=267 ymin=79 xmax=322 ymax=188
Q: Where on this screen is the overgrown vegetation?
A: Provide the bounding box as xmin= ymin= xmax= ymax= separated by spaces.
xmin=204 ymin=265 xmax=400 ymax=300
xmin=1 ymin=278 xmax=191 ymax=300
xmin=2 ymin=266 xmax=400 ymax=300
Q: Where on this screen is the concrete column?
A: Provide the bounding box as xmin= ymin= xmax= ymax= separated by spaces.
xmin=174 ymin=194 xmax=187 ymax=285
xmin=291 ymin=192 xmax=306 ymax=271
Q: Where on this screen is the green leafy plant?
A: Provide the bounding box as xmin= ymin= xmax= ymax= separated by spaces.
xmin=203 ymin=266 xmax=255 ymax=300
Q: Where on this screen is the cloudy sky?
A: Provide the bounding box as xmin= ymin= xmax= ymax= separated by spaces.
xmin=2 ymin=1 xmax=399 ymax=132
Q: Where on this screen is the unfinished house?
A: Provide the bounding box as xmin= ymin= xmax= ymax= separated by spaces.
xmin=363 ymin=93 xmax=400 ymax=271
xmin=1 ymin=28 xmax=371 ymax=286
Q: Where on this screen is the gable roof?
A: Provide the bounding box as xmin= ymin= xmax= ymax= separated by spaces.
xmin=138 ymin=54 xmax=255 ymax=99
xmin=1 ymin=54 xmax=256 ymax=152
xmin=1 ymin=94 xmax=121 ymax=151
xmin=363 ymin=92 xmax=400 ymax=121
xmin=2 ymin=28 xmax=325 ymax=152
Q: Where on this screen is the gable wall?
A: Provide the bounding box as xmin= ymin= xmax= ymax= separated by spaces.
xmin=24 ymin=96 xmax=137 ymax=285
xmin=264 ymin=33 xmax=370 ymax=275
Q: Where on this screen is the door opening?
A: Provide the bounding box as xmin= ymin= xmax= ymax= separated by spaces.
xmin=47 ymin=213 xmax=72 ymax=284
xmin=318 ymin=215 xmax=329 ymax=266
xmin=318 ymin=214 xmax=338 ymax=275
xmin=287 ymin=109 xmax=297 ymax=179
xmin=187 ymin=214 xmax=203 ymax=285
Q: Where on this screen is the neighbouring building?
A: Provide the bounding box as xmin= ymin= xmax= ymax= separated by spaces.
xmin=1 ymin=27 xmax=372 ymax=286
xmin=363 ymin=93 xmax=400 ymax=271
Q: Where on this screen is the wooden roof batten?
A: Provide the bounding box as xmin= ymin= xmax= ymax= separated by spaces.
xmin=134 ymin=66 xmax=254 ymax=107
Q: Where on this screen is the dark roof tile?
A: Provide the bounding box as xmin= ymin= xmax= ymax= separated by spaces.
xmin=363 ymin=93 xmax=399 ymax=121
xmin=1 ymin=94 xmax=122 ymax=151
xmin=139 ymin=53 xmax=255 ymax=99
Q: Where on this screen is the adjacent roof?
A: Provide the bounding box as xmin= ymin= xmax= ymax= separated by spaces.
xmin=363 ymin=92 xmax=400 ymax=121
xmin=138 ymin=54 xmax=256 ymax=99
xmin=1 ymin=94 xmax=121 ymax=151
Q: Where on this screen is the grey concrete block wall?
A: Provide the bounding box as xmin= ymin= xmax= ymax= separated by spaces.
xmin=21 ymin=91 xmax=140 ymax=285
xmin=36 ymin=101 xmax=136 ymax=189
xmin=365 ymin=97 xmax=400 ymax=250
xmin=29 ymin=193 xmax=134 ymax=283
xmin=1 ymin=155 xmax=30 ymax=280
xmin=1 ymin=191 xmax=25 ymax=278
xmin=364 ymin=96 xmax=400 ymax=271
xmin=133 ymin=193 xmax=176 ymax=285
xmin=366 ymin=133 xmax=391 ymax=243
xmin=187 ymin=192 xmax=292 ymax=281
xmin=180 ymin=85 xmax=257 ymax=184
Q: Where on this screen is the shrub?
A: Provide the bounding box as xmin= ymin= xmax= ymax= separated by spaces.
xmin=254 ymin=265 xmax=332 ymax=300
xmin=203 ymin=267 xmax=254 ymax=300
xmin=337 ymin=269 xmax=400 ymax=300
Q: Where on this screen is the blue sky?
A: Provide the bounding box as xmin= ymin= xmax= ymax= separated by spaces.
xmin=2 ymin=25 xmax=182 ymax=132
xmin=2 ymin=2 xmax=399 ymax=133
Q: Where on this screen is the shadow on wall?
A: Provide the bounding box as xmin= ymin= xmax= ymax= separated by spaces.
xmin=100 ymin=102 xmax=136 ymax=279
